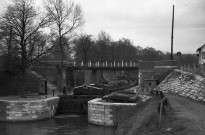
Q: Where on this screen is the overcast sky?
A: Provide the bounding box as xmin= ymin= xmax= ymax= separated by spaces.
xmin=0 ymin=0 xmax=205 ymax=54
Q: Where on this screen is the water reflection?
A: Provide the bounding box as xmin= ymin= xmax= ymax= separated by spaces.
xmin=0 ymin=115 xmax=116 ymax=135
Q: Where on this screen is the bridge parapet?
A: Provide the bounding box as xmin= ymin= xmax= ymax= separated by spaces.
xmin=66 ymin=61 xmax=139 ymax=69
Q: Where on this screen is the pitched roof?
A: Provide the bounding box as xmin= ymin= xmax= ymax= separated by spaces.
xmin=197 ymin=44 xmax=205 ymax=52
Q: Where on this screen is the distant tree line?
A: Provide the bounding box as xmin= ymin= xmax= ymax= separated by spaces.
xmin=72 ymin=31 xmax=198 ymax=64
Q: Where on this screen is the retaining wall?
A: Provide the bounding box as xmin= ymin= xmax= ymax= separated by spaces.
xmin=155 ymin=69 xmax=205 ymax=102
xmin=0 ymin=96 xmax=59 ymax=122
xmin=88 ymin=98 xmax=137 ymax=126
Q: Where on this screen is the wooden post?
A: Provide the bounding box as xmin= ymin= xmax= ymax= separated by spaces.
xmin=159 ymin=101 xmax=163 ymax=126
xmin=159 ymin=97 xmax=167 ymax=126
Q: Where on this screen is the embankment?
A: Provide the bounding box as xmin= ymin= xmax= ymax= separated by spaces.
xmin=115 ymin=97 xmax=159 ymax=135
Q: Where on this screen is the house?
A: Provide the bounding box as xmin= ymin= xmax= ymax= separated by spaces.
xmin=196 ymin=44 xmax=205 ymax=65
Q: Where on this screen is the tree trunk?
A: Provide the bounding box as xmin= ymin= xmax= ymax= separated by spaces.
xmin=20 ymin=70 xmax=26 ymax=97
xmin=57 ymin=33 xmax=65 ymax=92
xmin=57 ymin=63 xmax=63 ymax=92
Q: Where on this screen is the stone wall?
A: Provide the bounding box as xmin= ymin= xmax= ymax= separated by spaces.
xmin=0 ymin=97 xmax=59 ymax=122
xmin=155 ymin=69 xmax=205 ymax=102
xmin=88 ymin=98 xmax=137 ymax=126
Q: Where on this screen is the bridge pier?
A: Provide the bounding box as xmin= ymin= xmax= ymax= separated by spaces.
xmin=66 ymin=68 xmax=75 ymax=89
xmin=84 ymin=70 xmax=100 ymax=84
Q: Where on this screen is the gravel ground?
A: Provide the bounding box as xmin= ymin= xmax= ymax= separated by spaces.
xmin=166 ymin=94 xmax=205 ymax=134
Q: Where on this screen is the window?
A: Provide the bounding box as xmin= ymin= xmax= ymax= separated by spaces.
xmin=202 ymin=52 xmax=205 ymax=59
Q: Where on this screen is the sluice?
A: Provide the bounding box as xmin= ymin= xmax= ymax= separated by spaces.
xmin=57 ymin=95 xmax=101 ymax=114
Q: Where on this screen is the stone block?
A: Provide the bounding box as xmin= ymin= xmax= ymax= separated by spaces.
xmin=14 ymin=114 xmax=23 ymax=117
xmin=31 ymin=115 xmax=38 ymax=119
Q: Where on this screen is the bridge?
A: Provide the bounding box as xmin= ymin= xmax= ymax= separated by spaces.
xmin=31 ymin=60 xmax=139 ymax=88
xmin=31 ymin=60 xmax=178 ymax=91
xmin=65 ymin=61 xmax=139 ymax=87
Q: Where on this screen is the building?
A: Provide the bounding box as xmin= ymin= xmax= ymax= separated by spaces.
xmin=138 ymin=60 xmax=178 ymax=94
xmin=196 ymin=44 xmax=205 ymax=65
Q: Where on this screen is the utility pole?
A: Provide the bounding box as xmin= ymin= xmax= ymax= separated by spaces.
xmin=171 ymin=5 xmax=174 ymax=60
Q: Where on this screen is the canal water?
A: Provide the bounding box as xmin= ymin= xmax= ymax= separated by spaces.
xmin=0 ymin=115 xmax=116 ymax=135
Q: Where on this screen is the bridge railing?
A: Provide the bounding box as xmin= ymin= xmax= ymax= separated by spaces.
xmin=69 ymin=61 xmax=139 ymax=68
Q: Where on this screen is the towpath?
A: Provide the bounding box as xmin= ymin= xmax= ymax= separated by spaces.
xmin=166 ymin=94 xmax=205 ymax=134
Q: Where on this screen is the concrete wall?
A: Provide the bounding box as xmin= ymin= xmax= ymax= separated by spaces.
xmin=0 ymin=97 xmax=59 ymax=122
xmin=88 ymin=98 xmax=137 ymax=126
xmin=32 ymin=67 xmax=58 ymax=84
xmin=155 ymin=69 xmax=205 ymax=102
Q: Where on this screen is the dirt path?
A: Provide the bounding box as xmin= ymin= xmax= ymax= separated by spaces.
xmin=166 ymin=94 xmax=205 ymax=134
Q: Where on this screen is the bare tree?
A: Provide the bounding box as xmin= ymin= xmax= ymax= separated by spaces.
xmin=44 ymin=0 xmax=84 ymax=90
xmin=0 ymin=0 xmax=52 ymax=96
xmin=73 ymin=34 xmax=94 ymax=62
xmin=95 ymin=31 xmax=111 ymax=61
